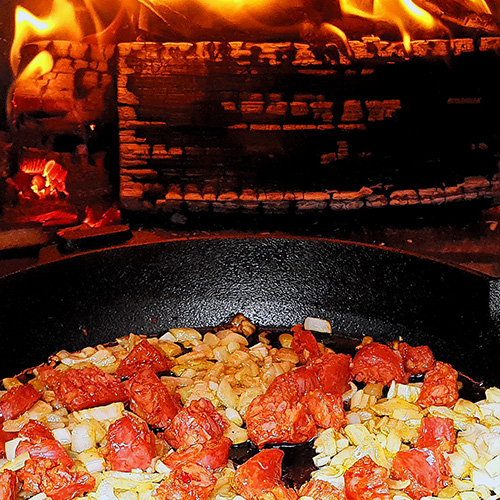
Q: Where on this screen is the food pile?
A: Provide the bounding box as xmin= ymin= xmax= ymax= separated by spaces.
xmin=0 ymin=314 xmax=499 ymax=500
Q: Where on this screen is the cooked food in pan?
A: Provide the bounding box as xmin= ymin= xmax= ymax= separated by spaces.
xmin=0 ymin=314 xmax=497 ymax=500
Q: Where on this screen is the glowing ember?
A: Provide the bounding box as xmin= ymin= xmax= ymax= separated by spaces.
xmin=83 ymin=207 xmax=121 ymax=228
xmin=19 ymin=158 xmax=69 ymax=200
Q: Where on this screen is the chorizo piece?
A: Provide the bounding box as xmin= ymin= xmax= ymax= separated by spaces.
xmin=246 ymin=392 xmax=316 ymax=448
xmin=311 ymin=352 xmax=352 ymax=395
xmin=352 ymin=343 xmax=408 ymax=386
xmin=163 ymin=398 xmax=227 ymax=450
xmin=116 ymin=339 xmax=172 ymax=379
xmin=299 ymin=479 xmax=345 ymax=500
xmin=398 ymin=343 xmax=435 ymax=376
xmin=234 ymin=449 xmax=297 ymax=500
xmin=344 ymin=456 xmax=391 ymax=500
xmin=0 ymin=384 xmax=40 ymax=422
xmin=125 ymin=368 xmax=181 ymax=429
xmin=416 ymin=362 xmax=459 ymax=408
xmin=0 ymin=470 xmax=16 ymax=500
xmin=300 ymin=389 xmax=347 ymax=430
xmin=416 ymin=416 xmax=456 ymax=453
xmin=19 ymin=458 xmax=95 ymax=500
xmin=39 ymin=366 xmax=127 ymax=412
xmin=162 ymin=437 xmax=232 ymax=470
xmin=391 ymin=448 xmax=451 ymax=500
xmin=105 ymin=412 xmax=156 ymax=472
xmin=155 ymin=463 xmax=216 ymax=500
xmin=291 ymin=325 xmax=321 ymax=364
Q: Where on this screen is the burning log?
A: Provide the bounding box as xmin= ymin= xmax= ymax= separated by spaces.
xmin=413 ymin=0 xmax=500 ymax=35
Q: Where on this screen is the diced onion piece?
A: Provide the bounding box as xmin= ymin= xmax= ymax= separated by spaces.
xmin=71 ymin=423 xmax=96 ymax=453
xmin=155 ymin=460 xmax=171 ymax=474
xmin=345 ymin=424 xmax=372 ymax=446
xmin=5 ymin=438 xmax=23 ymax=462
xmin=471 ymin=469 xmax=500 ymax=491
xmin=52 ymin=427 xmax=72 ymax=446
xmin=217 ymin=331 xmax=248 ymax=346
xmin=217 ymin=379 xmax=239 ymax=409
xmin=224 ymin=422 xmax=248 ymax=445
xmin=225 ymin=408 xmax=243 ymax=427
xmin=347 ymin=413 xmax=362 ymax=425
xmin=304 ymin=317 xmax=332 ymax=334
xmin=0 ymin=451 xmax=29 ymax=472
xmin=169 ymin=328 xmax=202 ymax=343
xmin=158 ymin=332 xmax=176 ymax=342
xmin=459 ymin=492 xmax=480 ymax=500
xmin=2 ymin=378 xmax=22 ymax=390
xmin=74 ymin=402 xmax=124 ymax=423
xmin=453 ymin=478 xmax=474 ymax=492
xmin=279 ymin=334 xmax=293 ymax=348
xmin=387 ymin=479 xmax=410 ymax=490
xmin=313 ymin=454 xmax=331 ymax=467
xmin=28 ymin=494 xmax=47 ymax=500
xmin=485 ymin=455 xmax=500 ymax=477
xmin=457 ymin=443 xmax=479 ymax=463
xmin=487 ymin=388 xmax=500 ymax=404
xmin=94 ymin=481 xmax=120 ymax=500
xmin=78 ymin=448 xmax=105 ymax=473
xmin=203 ymin=333 xmax=220 ymax=347
xmin=448 ymin=452 xmax=471 ymax=479
xmin=118 ymin=492 xmax=138 ymax=500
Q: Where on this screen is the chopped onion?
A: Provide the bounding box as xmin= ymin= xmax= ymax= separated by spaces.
xmin=304 ymin=317 xmax=332 ymax=334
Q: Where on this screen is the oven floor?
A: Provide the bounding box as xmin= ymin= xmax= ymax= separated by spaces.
xmin=2 ymin=203 xmax=500 ymax=278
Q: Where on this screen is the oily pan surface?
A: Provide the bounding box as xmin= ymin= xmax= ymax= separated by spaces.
xmin=0 ymin=237 xmax=499 ymax=385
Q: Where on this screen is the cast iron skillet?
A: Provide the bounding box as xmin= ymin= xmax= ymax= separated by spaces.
xmin=1 ymin=236 xmax=500 ymax=387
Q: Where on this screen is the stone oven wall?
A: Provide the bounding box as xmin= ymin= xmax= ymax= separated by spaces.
xmin=7 ymin=38 xmax=500 ymax=217
xmin=117 ymin=39 xmax=500 ymax=214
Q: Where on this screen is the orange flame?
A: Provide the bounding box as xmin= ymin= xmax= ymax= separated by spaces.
xmin=339 ymin=0 xmax=442 ymax=52
xmin=16 ymin=51 xmax=54 ymax=83
xmin=11 ymin=0 xmax=82 ymax=77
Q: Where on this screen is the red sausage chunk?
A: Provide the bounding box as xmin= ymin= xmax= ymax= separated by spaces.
xmin=162 ymin=437 xmax=232 ymax=471
xmin=299 ymin=479 xmax=346 ymax=500
xmin=0 ymin=429 xmax=17 ymax=459
xmin=417 ymin=362 xmax=459 ymax=408
xmin=312 ymin=352 xmax=352 ymax=395
xmin=417 ymin=416 xmax=456 ymax=453
xmin=0 ymin=470 xmax=16 ymax=500
xmin=392 ymin=448 xmax=451 ymax=500
xmin=246 ymin=391 xmax=316 ymax=448
xmin=234 ymin=449 xmax=298 ymax=500
xmin=163 ymin=398 xmax=227 ymax=450
xmin=344 ymin=456 xmax=391 ymax=500
xmin=155 ymin=463 xmax=216 ymax=500
xmin=300 ymin=390 xmax=347 ymax=430
xmin=106 ymin=413 xmax=156 ymax=472
xmin=19 ymin=420 xmax=54 ymax=441
xmin=0 ymin=384 xmax=41 ymax=422
xmin=116 ymin=339 xmax=172 ymax=379
xmin=19 ymin=458 xmax=95 ymax=500
xmin=352 ymin=343 xmax=408 ymax=386
xmin=125 ymin=368 xmax=181 ymax=429
xmin=398 ymin=343 xmax=435 ymax=376
xmin=40 ymin=366 xmax=127 ymax=412
xmin=291 ymin=325 xmax=321 ymax=364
